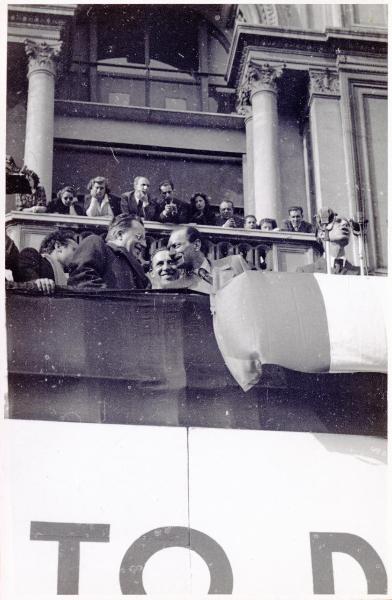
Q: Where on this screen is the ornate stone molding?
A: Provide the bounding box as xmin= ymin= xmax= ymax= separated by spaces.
xmin=245 ymin=62 xmax=284 ymax=96
xmin=236 ymin=82 xmax=252 ymax=119
xmin=257 ymin=5 xmax=279 ymax=26
xmin=25 ymin=39 xmax=62 ymax=77
xmin=309 ymin=68 xmax=340 ymax=96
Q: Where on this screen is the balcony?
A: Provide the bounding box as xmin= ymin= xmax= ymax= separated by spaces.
xmin=5 ymin=212 xmax=321 ymax=272
xmin=6 ymin=285 xmax=386 ymax=436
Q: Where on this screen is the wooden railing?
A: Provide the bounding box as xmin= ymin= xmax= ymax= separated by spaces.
xmin=5 ymin=212 xmax=321 ymax=272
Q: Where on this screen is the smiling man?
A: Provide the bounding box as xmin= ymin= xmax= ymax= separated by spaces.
xmin=281 ymin=206 xmax=313 ymax=233
xmin=68 ymin=214 xmax=149 ymax=289
xmin=149 ymin=248 xmax=181 ymax=289
xmin=297 ymin=208 xmax=360 ymax=275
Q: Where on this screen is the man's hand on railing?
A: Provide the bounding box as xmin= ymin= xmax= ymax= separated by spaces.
xmin=34 ymin=278 xmax=56 ymax=295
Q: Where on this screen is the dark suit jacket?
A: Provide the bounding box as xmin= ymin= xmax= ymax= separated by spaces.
xmin=46 ymin=198 xmax=84 ymax=215
xmin=15 ymin=248 xmax=54 ymax=282
xmin=120 ymin=191 xmax=159 ymax=220
xmin=67 ymin=235 xmax=149 ymax=289
xmin=6 ymin=235 xmax=19 ymax=277
xmin=297 ymin=256 xmax=360 ymax=275
xmin=83 ymin=193 xmax=122 ymax=217
xmin=281 ymin=219 xmax=314 ymax=233
xmin=156 ymin=197 xmax=190 ymax=224
xmin=215 ymin=214 xmax=244 ymax=228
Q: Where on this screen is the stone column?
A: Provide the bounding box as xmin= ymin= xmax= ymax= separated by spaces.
xmin=24 ymin=39 xmax=62 ymax=201
xmin=236 ymin=85 xmax=255 ymax=215
xmin=308 ymin=68 xmax=348 ymax=217
xmin=246 ymin=63 xmax=283 ymax=221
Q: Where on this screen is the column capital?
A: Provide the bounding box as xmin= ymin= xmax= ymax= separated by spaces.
xmin=309 ymin=68 xmax=340 ymax=97
xmin=245 ymin=62 xmax=284 ymax=98
xmin=25 ymin=39 xmax=62 ymax=77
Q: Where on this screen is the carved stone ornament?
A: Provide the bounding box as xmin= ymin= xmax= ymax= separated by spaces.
xmin=309 ymin=69 xmax=340 ymax=96
xmin=245 ymin=62 xmax=284 ymax=96
xmin=257 ymin=5 xmax=279 ymax=26
xmin=25 ymin=39 xmax=62 ymax=76
xmin=236 ymin=83 xmax=252 ymax=118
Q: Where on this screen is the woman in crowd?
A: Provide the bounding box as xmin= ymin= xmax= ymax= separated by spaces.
xmin=46 ymin=186 xmax=84 ymax=215
xmin=188 ymin=192 xmax=216 ymax=226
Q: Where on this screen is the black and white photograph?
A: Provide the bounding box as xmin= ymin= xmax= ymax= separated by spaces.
xmin=2 ymin=2 xmax=389 ymax=598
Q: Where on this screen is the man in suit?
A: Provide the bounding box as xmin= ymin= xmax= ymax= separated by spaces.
xmin=281 ymin=206 xmax=313 ymax=233
xmin=15 ymin=230 xmax=79 ymax=294
xmin=156 ymin=179 xmax=190 ymax=224
xmin=215 ymin=200 xmax=244 ymax=228
xmin=84 ymin=176 xmax=122 ymax=217
xmin=168 ymin=225 xmax=249 ymax=294
xmin=297 ymin=209 xmax=360 ymax=275
xmin=121 ymin=176 xmax=158 ymax=220
xmin=68 ymin=214 xmax=150 ymax=289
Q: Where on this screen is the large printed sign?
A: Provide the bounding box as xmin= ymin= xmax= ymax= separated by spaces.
xmin=2 ymin=420 xmax=388 ymax=598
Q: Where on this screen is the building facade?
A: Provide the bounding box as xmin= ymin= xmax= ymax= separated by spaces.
xmin=7 ymin=4 xmax=387 ymax=272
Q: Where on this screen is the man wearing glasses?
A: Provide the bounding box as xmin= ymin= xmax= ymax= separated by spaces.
xmin=68 ymin=214 xmax=149 ymax=289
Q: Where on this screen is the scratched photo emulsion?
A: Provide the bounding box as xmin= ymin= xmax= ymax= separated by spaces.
xmin=3 ymin=3 xmax=388 ymax=598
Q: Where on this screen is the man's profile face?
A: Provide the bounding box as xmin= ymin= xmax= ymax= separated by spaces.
xmin=134 ymin=177 xmax=150 ymax=195
xmin=289 ymin=209 xmax=303 ymax=229
xmin=55 ymin=239 xmax=79 ymax=267
xmin=245 ymin=216 xmax=257 ymax=229
xmin=220 ymin=202 xmax=233 ymax=219
xmin=118 ymin=221 xmax=147 ymax=259
xmin=329 ymin=217 xmax=351 ymax=246
xmin=151 ymin=250 xmax=179 ymax=286
xmin=160 ymin=184 xmax=174 ymax=202
xmin=91 ymin=181 xmax=106 ymax=200
xmin=168 ymin=229 xmax=197 ymax=269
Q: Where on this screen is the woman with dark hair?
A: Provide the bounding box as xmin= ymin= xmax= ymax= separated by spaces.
xmin=188 ymin=192 xmax=216 ymax=226
xmin=46 ymin=186 xmax=84 ymax=215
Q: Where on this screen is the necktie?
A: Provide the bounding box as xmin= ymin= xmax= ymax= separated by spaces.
xmin=333 ymin=258 xmax=344 ymax=274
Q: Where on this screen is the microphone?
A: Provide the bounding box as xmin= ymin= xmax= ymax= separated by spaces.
xmin=316 ymin=207 xmax=335 ymax=228
xmin=349 ymin=211 xmax=368 ymax=236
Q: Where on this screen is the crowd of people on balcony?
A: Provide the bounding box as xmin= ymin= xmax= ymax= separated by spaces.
xmin=8 ymin=157 xmax=316 ymax=233
xmin=6 ymin=157 xmax=363 ymax=292
xmin=6 ymin=202 xmax=360 ymax=298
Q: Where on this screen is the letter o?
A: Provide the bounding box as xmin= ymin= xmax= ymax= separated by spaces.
xmin=119 ymin=526 xmax=233 ymax=594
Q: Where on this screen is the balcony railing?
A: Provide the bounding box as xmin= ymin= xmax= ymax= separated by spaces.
xmin=6 ymin=212 xmax=321 ymax=272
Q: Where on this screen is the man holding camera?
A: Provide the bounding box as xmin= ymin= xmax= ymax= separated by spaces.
xmin=157 ymin=180 xmax=190 ymax=224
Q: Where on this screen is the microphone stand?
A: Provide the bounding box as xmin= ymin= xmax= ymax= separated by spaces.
xmin=324 ymin=228 xmax=332 ymax=275
xmin=351 ymin=212 xmax=368 ymax=276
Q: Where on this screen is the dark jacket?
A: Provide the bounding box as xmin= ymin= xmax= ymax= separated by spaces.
xmin=83 ymin=193 xmax=122 ymax=217
xmin=215 ymin=214 xmax=244 ymax=228
xmin=6 ymin=235 xmax=20 ymax=278
xmin=67 ymin=235 xmax=149 ymax=289
xmin=281 ymin=219 xmax=314 ymax=233
xmin=46 ymin=197 xmax=84 ymax=216
xmin=15 ymin=247 xmax=54 ymax=282
xmin=189 ymin=209 xmax=217 ymax=226
xmin=297 ymin=256 xmax=360 ymax=275
xmin=120 ymin=191 xmax=159 ymax=220
xmin=156 ymin=197 xmax=190 ymax=224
